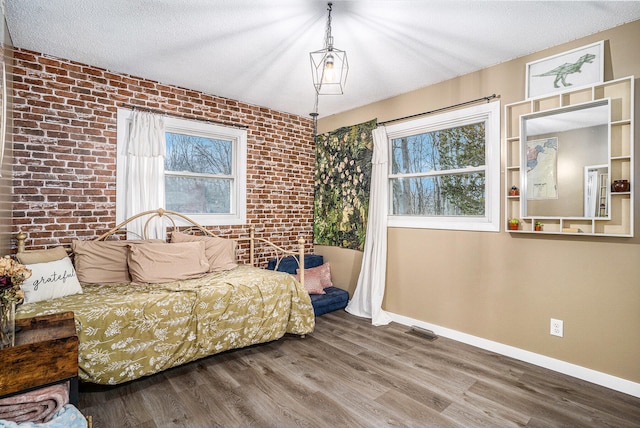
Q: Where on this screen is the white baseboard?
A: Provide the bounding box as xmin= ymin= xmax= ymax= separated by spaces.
xmin=387 ymin=312 xmax=640 ymax=399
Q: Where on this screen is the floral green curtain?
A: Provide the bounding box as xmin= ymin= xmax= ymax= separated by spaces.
xmin=314 ymin=119 xmax=377 ymax=251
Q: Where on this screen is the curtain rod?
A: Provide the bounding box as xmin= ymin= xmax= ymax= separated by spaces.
xmin=120 ymin=103 xmax=249 ymax=129
xmin=379 ymin=94 xmax=499 ymax=126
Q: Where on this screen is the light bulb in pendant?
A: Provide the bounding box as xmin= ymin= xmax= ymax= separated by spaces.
xmin=323 ymin=54 xmax=335 ymax=83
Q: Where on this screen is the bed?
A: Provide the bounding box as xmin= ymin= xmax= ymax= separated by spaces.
xmin=14 ymin=209 xmax=315 ymax=385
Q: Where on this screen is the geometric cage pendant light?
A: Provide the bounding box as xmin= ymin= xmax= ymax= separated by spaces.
xmin=310 ymin=2 xmax=348 ymax=95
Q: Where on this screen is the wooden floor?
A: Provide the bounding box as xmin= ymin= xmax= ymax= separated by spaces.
xmin=79 ymin=311 xmax=640 ymax=427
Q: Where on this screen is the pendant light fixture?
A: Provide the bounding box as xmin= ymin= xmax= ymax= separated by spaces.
xmin=310 ymin=2 xmax=348 ymax=95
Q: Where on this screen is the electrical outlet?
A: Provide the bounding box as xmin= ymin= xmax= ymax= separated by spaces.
xmin=550 ymin=318 xmax=563 ymax=337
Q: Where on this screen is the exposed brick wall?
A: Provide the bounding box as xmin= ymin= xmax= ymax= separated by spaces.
xmin=10 ymin=48 xmax=315 ymax=266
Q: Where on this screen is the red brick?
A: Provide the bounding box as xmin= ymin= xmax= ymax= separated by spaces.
xmin=11 ymin=47 xmax=315 ymax=255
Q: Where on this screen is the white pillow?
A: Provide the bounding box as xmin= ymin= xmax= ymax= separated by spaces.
xmin=22 ymin=257 xmax=83 ymax=304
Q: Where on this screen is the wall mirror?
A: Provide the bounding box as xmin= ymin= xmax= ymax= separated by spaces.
xmin=520 ymin=99 xmax=610 ymax=218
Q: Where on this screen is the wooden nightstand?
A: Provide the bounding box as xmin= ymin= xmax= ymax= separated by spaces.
xmin=0 ymin=311 xmax=79 ymax=406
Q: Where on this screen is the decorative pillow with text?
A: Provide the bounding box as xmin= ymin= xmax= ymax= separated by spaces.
xmin=21 ymin=257 xmax=83 ymax=304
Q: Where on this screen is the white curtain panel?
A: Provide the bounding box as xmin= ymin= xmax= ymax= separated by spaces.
xmin=123 ymin=111 xmax=167 ymax=239
xmin=346 ymin=126 xmax=392 ymax=326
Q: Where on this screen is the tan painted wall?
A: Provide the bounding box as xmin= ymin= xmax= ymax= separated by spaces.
xmin=314 ymin=244 xmax=362 ymax=296
xmin=317 ymin=20 xmax=640 ymax=383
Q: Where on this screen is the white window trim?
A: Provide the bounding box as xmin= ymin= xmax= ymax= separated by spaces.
xmin=116 ymin=108 xmax=247 ymax=226
xmin=385 ymin=101 xmax=501 ymax=232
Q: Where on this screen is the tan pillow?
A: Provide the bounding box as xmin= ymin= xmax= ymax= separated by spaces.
xmin=171 ymin=230 xmax=237 ymax=272
xmin=16 ymin=246 xmax=68 ymax=265
xmin=127 ymin=241 xmax=210 ymax=284
xmin=72 ymin=239 xmax=162 ymax=284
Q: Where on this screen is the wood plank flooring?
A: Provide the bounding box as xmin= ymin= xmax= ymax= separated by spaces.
xmin=78 ymin=310 xmax=640 ymax=427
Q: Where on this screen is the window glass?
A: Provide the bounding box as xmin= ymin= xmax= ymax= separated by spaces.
xmin=391 ymin=172 xmax=485 ymax=216
xmin=165 ymin=176 xmax=232 ymax=214
xmin=165 ymin=132 xmax=234 ymax=214
xmin=165 ymin=133 xmax=232 ymax=175
xmin=391 ymin=123 xmax=485 ymax=174
xmin=390 ymin=122 xmax=486 ymax=217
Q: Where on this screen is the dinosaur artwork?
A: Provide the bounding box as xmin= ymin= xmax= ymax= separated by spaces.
xmin=534 ymin=53 xmax=596 ymax=88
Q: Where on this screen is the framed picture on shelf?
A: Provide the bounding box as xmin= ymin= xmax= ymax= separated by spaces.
xmin=525 ymin=41 xmax=604 ymax=100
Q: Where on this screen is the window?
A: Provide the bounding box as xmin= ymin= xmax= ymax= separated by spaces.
xmin=165 ymin=132 xmax=234 ymax=214
xmin=116 ymin=109 xmax=247 ymax=226
xmin=386 ymin=102 xmax=500 ymax=231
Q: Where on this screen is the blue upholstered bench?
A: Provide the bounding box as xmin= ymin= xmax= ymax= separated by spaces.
xmin=308 ymin=286 xmax=350 ymax=316
xmin=267 ymin=254 xmax=325 ymax=274
xmin=267 ymin=254 xmax=349 ymax=316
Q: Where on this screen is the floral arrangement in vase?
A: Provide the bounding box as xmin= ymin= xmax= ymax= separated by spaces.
xmin=0 ymin=256 xmax=32 ymax=348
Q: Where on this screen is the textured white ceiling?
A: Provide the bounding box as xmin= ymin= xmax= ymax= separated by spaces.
xmin=5 ymin=1 xmax=640 ymax=118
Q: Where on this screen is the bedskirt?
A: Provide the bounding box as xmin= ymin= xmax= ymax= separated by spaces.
xmin=16 ymin=265 xmax=315 ymax=385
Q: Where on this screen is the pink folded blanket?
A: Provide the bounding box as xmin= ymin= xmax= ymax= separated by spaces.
xmin=0 ymin=383 xmax=69 ymax=424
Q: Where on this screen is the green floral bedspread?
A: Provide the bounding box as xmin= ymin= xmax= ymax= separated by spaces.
xmin=16 ymin=265 xmax=315 ymax=385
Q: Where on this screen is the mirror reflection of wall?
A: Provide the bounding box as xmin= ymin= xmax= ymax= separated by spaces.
xmin=521 ymin=100 xmax=609 ymax=218
xmin=584 ymin=164 xmax=608 ymax=217
xmin=526 ymin=125 xmax=607 ymax=216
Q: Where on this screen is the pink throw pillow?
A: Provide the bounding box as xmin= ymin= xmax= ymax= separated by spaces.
xmin=292 ymin=272 xmax=325 ymax=295
xmin=296 ymin=263 xmax=333 ymax=289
